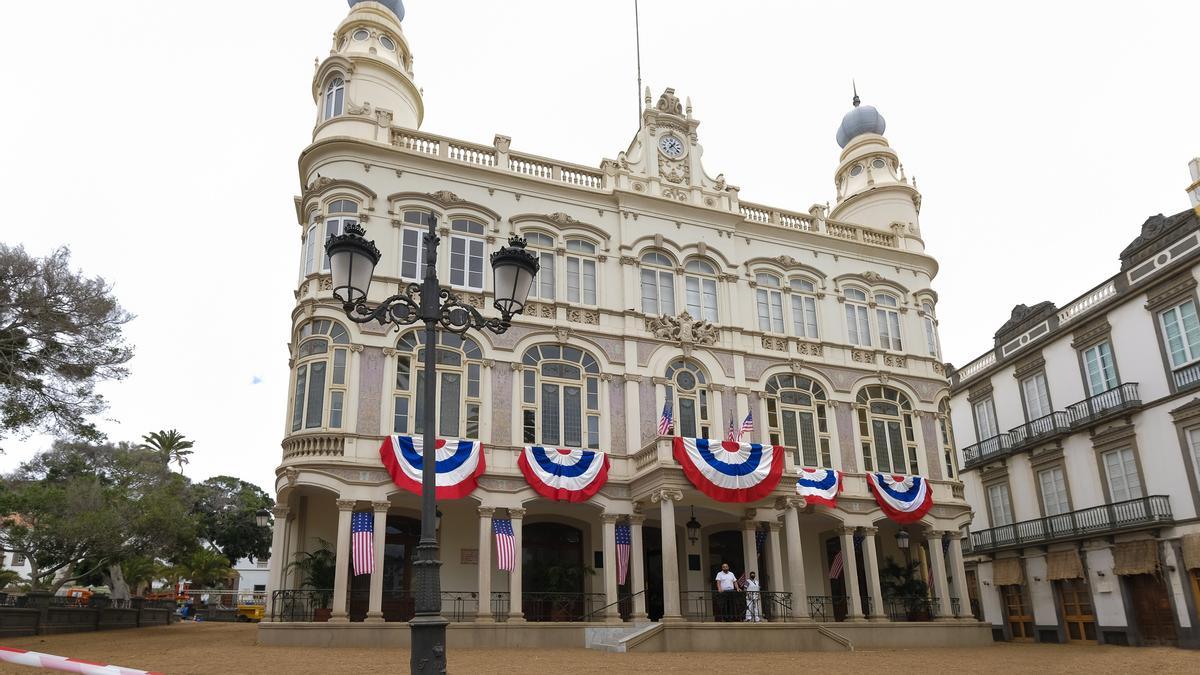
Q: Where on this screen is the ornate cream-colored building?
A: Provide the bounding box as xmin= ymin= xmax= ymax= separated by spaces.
xmin=261 ymin=0 xmax=988 ymax=650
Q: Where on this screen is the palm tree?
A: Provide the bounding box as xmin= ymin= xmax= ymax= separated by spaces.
xmin=139 ymin=429 xmax=195 ymax=472
xmin=179 ymin=549 xmax=234 ymax=588
xmin=0 ymin=568 xmax=23 ymax=590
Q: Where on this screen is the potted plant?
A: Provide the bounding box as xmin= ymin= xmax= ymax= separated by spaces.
xmin=286 ymin=540 xmax=337 ymax=622
xmin=879 ymin=556 xmax=931 ymax=620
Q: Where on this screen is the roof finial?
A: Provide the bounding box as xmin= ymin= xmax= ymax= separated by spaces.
xmin=852 ymin=79 xmax=860 ymax=107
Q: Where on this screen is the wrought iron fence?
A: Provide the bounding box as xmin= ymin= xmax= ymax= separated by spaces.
xmin=490 ymin=591 xmax=510 ymax=621
xmin=270 ymin=589 xmax=333 ymax=622
xmin=682 ymin=591 xmax=791 ymax=622
xmin=1066 ymin=382 xmax=1140 ymax=425
xmin=584 ymin=591 xmax=643 ymax=622
xmin=519 ymin=592 xmax=605 ymax=622
xmin=806 ymin=595 xmax=848 ymax=622
xmin=1007 ymin=411 xmax=1072 ymax=450
xmin=971 ymin=495 xmax=1172 ymax=551
xmin=883 ymin=595 xmax=939 ymax=621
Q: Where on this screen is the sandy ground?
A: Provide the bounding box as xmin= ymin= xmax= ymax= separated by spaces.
xmin=0 ymin=623 xmax=1197 ymax=674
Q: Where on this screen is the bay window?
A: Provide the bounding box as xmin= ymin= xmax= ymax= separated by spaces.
xmin=521 ymin=345 xmax=601 ymax=449
xmin=291 ymin=319 xmax=351 ymax=431
xmin=392 ymin=330 xmax=483 ymax=439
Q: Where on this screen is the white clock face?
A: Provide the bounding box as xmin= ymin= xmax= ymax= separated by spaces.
xmin=659 ymin=135 xmax=685 ymax=158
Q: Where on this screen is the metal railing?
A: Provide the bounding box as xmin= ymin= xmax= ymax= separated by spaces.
xmin=961 ymin=432 xmax=1013 ymax=468
xmin=1174 ymin=362 xmax=1200 ymax=390
xmin=882 ymin=595 xmax=940 ymax=621
xmin=271 ymin=589 xmax=499 ymax=622
xmin=584 ymin=591 xmax=643 ymax=622
xmin=1066 ymin=383 xmax=1140 ymax=426
xmin=971 ymin=495 xmax=1173 ymax=552
xmin=519 ymin=592 xmax=606 ymax=622
xmin=270 ymin=589 xmax=332 ymax=622
xmin=1007 ymin=411 xmax=1072 ymax=450
xmin=806 ymin=595 xmax=848 ymax=622
xmin=681 ymin=590 xmax=791 ymax=622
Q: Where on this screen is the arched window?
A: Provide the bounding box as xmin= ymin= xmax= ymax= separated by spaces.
xmin=765 ymin=374 xmax=831 ymax=468
xmin=520 ymin=345 xmax=601 ymax=449
xmin=640 ymin=251 xmax=676 ymax=316
xmin=324 ymin=77 xmax=345 ymax=119
xmin=322 ymin=200 xmax=358 ymax=272
xmin=922 ymin=301 xmax=939 ymax=358
xmin=291 ymin=319 xmax=351 ymax=431
xmin=565 ymin=239 xmax=597 ymax=305
xmin=392 ymin=331 xmax=483 ymax=438
xmin=449 ymin=218 xmax=486 ymax=291
xmin=790 ymin=278 xmax=819 ymax=339
xmin=938 ymin=399 xmax=957 ymax=479
xmin=844 ymin=287 xmax=871 ymax=347
xmin=665 ymin=360 xmax=711 ymax=438
xmin=684 ymin=260 xmax=718 ymax=322
xmin=523 ymin=232 xmax=556 ymax=301
xmin=856 ymin=385 xmax=919 ymax=475
xmin=875 ymin=293 xmax=903 ymax=351
xmin=755 ymin=273 xmax=785 ymax=333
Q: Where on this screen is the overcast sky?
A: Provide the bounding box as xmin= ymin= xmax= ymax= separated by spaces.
xmin=1 ymin=1 xmax=1197 ymax=492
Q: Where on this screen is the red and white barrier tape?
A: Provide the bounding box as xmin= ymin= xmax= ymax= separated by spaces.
xmin=0 ymin=647 xmax=162 ymax=675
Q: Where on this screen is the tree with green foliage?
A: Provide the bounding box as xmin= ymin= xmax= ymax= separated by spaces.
xmin=138 ymin=429 xmax=195 ymax=472
xmin=190 ymin=475 xmax=273 ymax=565
xmin=174 ymin=548 xmax=234 ymax=588
xmin=0 ymin=244 xmax=134 ymax=444
xmin=0 ymin=568 xmax=23 ymax=589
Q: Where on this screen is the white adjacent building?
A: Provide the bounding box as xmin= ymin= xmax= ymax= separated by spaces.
xmin=949 ymin=161 xmax=1200 ymax=648
xmin=262 ymin=1 xmax=986 ymax=649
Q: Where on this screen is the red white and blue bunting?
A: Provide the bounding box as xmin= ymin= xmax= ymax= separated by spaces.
xmin=517 ymin=446 xmax=610 ymax=502
xmin=672 ymin=437 xmax=784 ymax=503
xmin=866 ymin=472 xmax=934 ymax=524
xmin=379 ymin=435 xmax=485 ymax=500
xmin=796 ymin=468 xmax=842 ymax=508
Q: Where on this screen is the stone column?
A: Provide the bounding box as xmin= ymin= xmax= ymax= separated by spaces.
xmin=766 ymin=521 xmax=785 ymax=621
xmin=264 ymin=505 xmax=290 ymax=622
xmin=652 ymin=488 xmax=683 ymax=621
xmin=927 ymin=530 xmax=954 ymax=620
xmin=624 ymin=375 xmax=642 ymax=454
xmin=365 ymin=500 xmax=390 ymax=623
xmin=629 ymin=514 xmax=648 ymax=620
xmin=712 ymin=387 xmax=727 ymax=439
xmin=839 ymin=526 xmax=865 ymax=622
xmin=860 ymin=527 xmax=887 ymax=621
xmin=742 ymin=517 xmax=760 ymax=578
xmin=602 ymin=513 xmax=621 ymax=623
xmin=780 ymin=498 xmax=809 ymax=619
xmin=507 ymin=508 xmax=526 ymax=622
xmin=329 ymin=499 xmax=356 ymax=622
xmin=476 ymin=507 xmax=495 ymax=623
xmin=947 ymin=532 xmax=972 ymax=620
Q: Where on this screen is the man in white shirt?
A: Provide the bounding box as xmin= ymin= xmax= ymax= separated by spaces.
xmin=714 ymin=562 xmax=738 ymax=621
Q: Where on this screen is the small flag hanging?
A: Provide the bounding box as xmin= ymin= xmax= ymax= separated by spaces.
xmin=657 ymin=400 xmax=674 ymax=436
xmin=351 ymin=511 xmax=374 ymax=576
xmin=829 ymin=549 xmax=844 ymax=579
xmin=726 ymin=414 xmax=737 ymax=441
xmin=616 ymin=522 xmax=632 ymax=585
xmin=737 ymin=410 xmax=754 ymax=441
xmin=494 ymin=518 xmax=516 ymax=572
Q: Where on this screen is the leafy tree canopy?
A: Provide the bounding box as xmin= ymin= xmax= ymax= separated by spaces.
xmin=191 ymin=475 xmax=274 ymax=564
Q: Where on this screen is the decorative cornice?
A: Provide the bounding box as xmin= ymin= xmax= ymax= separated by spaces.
xmin=1071 ymin=317 xmax=1112 ymax=351
xmin=601 ymin=513 xmax=622 ymax=523
xmin=371 ymin=500 xmax=392 ymax=512
xmin=650 ymin=488 xmax=683 ymax=503
xmin=336 ymin=499 xmax=357 ymax=511
xmin=508 ymin=507 xmax=527 ymax=519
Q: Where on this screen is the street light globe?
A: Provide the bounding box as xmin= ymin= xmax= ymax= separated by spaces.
xmin=325 ymin=221 xmax=382 ymax=306
xmin=255 ymin=509 xmax=271 ymax=528
xmin=490 ymin=235 xmax=539 ymax=317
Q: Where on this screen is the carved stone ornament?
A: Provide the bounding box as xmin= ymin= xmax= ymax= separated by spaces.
xmin=545 ymin=212 xmax=580 ymax=225
xmin=426 ymin=190 xmax=462 ymax=204
xmin=656 ymin=88 xmax=684 ymax=116
xmin=796 ymin=341 xmax=824 ymax=358
xmin=619 ymin=255 xmax=638 ymax=266
xmin=645 ymin=311 xmax=719 ymax=346
xmin=775 ymin=255 xmax=799 ymax=267
xmin=852 ymin=349 xmax=875 ymax=364
xmin=567 ymin=308 xmax=599 ymax=325
xmin=285 ymin=467 xmax=300 ymax=486
xmin=861 ymin=271 xmax=884 ymax=283
xmin=884 ymin=354 xmax=906 ymax=369
xmin=761 ymin=336 xmax=788 ymax=352
xmin=554 ymin=326 xmax=572 ymax=342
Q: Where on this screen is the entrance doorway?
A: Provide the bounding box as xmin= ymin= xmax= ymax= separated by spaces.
xmin=1056 ymin=579 xmax=1096 ymax=642
xmin=1126 ymin=574 xmax=1178 ymax=646
xmin=707 ymin=530 xmax=745 ymax=621
xmin=522 ymin=522 xmax=586 ymax=621
xmin=348 ymin=514 xmax=420 ymax=621
xmin=1001 ymin=584 xmax=1034 ymax=641
xmin=642 ymin=526 xmax=663 ymax=621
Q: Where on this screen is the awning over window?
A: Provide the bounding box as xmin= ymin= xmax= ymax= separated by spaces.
xmin=992 ymin=557 xmax=1024 ymax=586
xmin=1113 ymin=539 xmax=1159 ymax=576
xmin=1046 ymin=550 xmax=1084 ymax=581
xmin=1181 ymin=533 xmax=1200 ymax=571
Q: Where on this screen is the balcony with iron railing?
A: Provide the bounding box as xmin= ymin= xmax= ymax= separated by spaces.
xmin=961 ymin=433 xmax=1014 ymax=469
xmin=1173 ymin=362 xmax=1200 ymax=391
xmin=970 ymin=495 xmax=1172 ymax=552
xmin=1066 ymin=383 xmax=1141 ymax=427
xmin=1007 ymin=411 xmax=1072 ymax=452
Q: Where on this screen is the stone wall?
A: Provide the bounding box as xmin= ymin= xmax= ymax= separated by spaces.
xmin=0 ymin=595 xmax=178 ymax=638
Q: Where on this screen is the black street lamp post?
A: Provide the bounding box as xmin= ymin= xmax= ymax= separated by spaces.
xmin=326 ymin=212 xmax=538 ymax=674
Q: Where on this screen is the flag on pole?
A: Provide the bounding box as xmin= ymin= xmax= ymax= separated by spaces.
xmin=829 ymin=549 xmax=844 ymax=579
xmin=494 ymin=518 xmax=516 ymax=572
xmin=351 ymin=511 xmax=374 ymax=576
xmin=616 ymin=522 xmax=632 ymax=585
xmin=657 ymin=400 xmax=673 ymax=436
xmin=737 ymin=410 xmax=754 ymax=441
xmin=726 ymin=414 xmax=737 ymax=441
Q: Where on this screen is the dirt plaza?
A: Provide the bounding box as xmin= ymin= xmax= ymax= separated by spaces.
xmin=0 ymin=624 xmax=1198 ymax=675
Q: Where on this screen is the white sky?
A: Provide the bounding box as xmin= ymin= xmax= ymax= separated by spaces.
xmin=1 ymin=1 xmax=1198 ymax=493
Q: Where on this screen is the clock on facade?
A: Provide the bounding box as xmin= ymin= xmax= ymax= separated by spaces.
xmin=658 ymin=135 xmax=685 ymax=159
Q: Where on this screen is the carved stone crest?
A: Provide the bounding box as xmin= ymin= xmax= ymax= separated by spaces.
xmin=861 ymin=271 xmax=884 ymax=283
xmin=645 ymin=311 xmax=719 ymax=347
xmin=426 ymin=190 xmax=462 ymax=204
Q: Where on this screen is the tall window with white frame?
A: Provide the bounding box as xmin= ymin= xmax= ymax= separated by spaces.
xmin=875 ymin=293 xmax=903 ymax=351
xmin=1082 ymin=341 xmax=1118 ymax=396
xmin=449 ymin=218 xmax=486 ymax=291
xmin=938 ymin=399 xmax=958 ymax=479
xmin=291 ymin=319 xmax=351 ymax=432
xmin=565 ymin=239 xmax=598 ymax=306
xmin=640 ymin=252 xmax=676 ymax=316
xmin=921 ymin=301 xmax=939 ymax=357
xmin=523 ymin=232 xmax=556 ymax=301
xmin=973 ymin=397 xmax=999 ymax=440
xmin=1159 ymin=299 xmax=1200 ymax=386
xmin=1101 ymin=447 xmax=1143 ymax=502
xmin=765 ymin=374 xmax=831 ymax=468
xmin=397 ymin=210 xmax=430 ymax=282
xmin=1186 ymin=426 xmax=1200 ymax=494
xmin=755 ymin=273 xmax=785 ymax=333
xmin=664 ymin=360 xmax=712 ymax=438
xmin=987 ymin=482 xmax=1014 ymax=528
xmin=844 ymin=287 xmax=872 ymax=347
xmin=324 ymin=77 xmax=345 ymax=120
xmin=1037 ymin=466 xmax=1070 ymax=518
xmin=856 ymin=385 xmax=919 ymax=474
xmin=1021 ymin=372 xmax=1052 ymax=420
xmin=302 ymin=213 xmax=319 ymax=279
xmin=392 ymin=331 xmax=483 ymax=439
xmin=521 ymin=345 xmax=601 ymax=449
xmin=790 ymin=279 xmax=819 ymax=339
xmin=322 ymin=200 xmax=358 ymax=271
xmin=683 ymin=260 xmax=719 ymax=322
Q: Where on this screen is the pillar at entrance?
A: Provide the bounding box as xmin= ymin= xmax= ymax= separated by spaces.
xmin=766 ymin=521 xmax=785 ymax=621
xmin=947 ymin=532 xmax=973 ymax=620
xmin=652 ymin=488 xmax=684 ymax=621
xmin=630 ymin=514 xmax=648 ymax=620
xmin=476 ymin=507 xmax=495 ymax=623
xmin=602 ymin=513 xmax=622 ymax=623
xmin=926 ymin=529 xmax=954 ymax=620
xmin=329 ymin=499 xmax=357 ymax=623
xmin=507 ymin=508 xmax=526 ymax=622
xmin=741 ymin=516 xmax=760 ymax=578
xmin=264 ymin=505 xmax=290 ymax=623
xmin=365 ymin=500 xmax=391 ymax=622
xmin=860 ymin=526 xmax=887 ymax=621
xmin=778 ymin=497 xmax=810 ymax=620
xmin=839 ymin=526 xmax=866 ymax=622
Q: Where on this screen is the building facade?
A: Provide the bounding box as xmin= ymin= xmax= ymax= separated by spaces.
xmin=949 ymin=162 xmax=1200 ymax=648
xmin=263 ymin=1 xmax=986 ymax=648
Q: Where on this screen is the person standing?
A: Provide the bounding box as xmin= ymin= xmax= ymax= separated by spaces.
xmin=714 ymin=562 xmax=738 ymax=621
xmin=742 ymin=571 xmax=762 ymax=622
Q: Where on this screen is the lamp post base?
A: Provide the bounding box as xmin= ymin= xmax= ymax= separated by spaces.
xmin=409 ymin=615 xmax=449 ymax=674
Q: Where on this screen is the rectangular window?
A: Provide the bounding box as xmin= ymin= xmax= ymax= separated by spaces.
xmin=641 ymin=269 xmax=674 ymax=315
xmin=466 ymin=403 xmax=480 ymax=439
xmin=987 ymin=483 xmax=1014 ymax=527
xmin=587 ymin=415 xmax=600 ymax=449
xmin=973 ymin=399 xmax=999 ymax=438
xmin=1160 ymin=300 xmax=1200 ymax=368
xmin=586 ymin=378 xmax=598 ymax=409
xmin=1083 ymin=341 xmax=1118 ymax=396
xmin=1188 ymin=427 xmax=1200 ymax=490
xmin=305 ymin=362 xmax=326 ymax=429
xmin=756 ymin=289 xmax=785 ymax=333
xmin=566 ymin=257 xmax=597 ymax=305
xmin=450 ymin=236 xmax=485 ymax=290
xmin=924 ymin=316 xmax=939 ymax=357
xmin=564 ymin=386 xmax=582 ymax=447
xmin=291 ymin=366 xmax=307 ymax=432
xmin=798 ymin=411 xmax=818 ymax=467
xmin=872 ymin=419 xmax=892 ymax=473
xmin=876 ymin=308 xmax=902 ymax=350
xmin=400 ymin=228 xmax=428 ymax=281
xmin=542 ymin=383 xmax=560 ymax=444
xmin=304 ymin=224 xmax=318 ymax=277
xmin=393 ymin=396 xmax=409 ymax=433
xmin=332 ymin=349 xmax=347 ymax=386
xmin=11 ymin=552 xmax=25 ymax=566
xmin=846 ymin=304 xmax=871 ymax=346
xmin=329 ymin=391 xmax=344 ymax=429
xmin=531 ymin=251 xmax=555 ymax=300
xmin=1102 ymin=447 xmax=1143 ymax=501
xmin=439 ymin=372 xmax=461 ymax=437
xmin=1038 ymin=466 xmax=1070 ymax=516
xmin=792 ymin=295 xmax=818 ymax=338
xmin=678 ymin=398 xmax=697 ymax=438
xmin=523 ymin=370 xmax=536 ymax=404
xmin=1021 ymin=373 xmax=1051 ymax=420
xmin=522 ymin=409 xmax=536 ymax=443
xmin=685 ymin=276 xmax=719 ymax=323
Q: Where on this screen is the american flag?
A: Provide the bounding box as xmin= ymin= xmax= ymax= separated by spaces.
xmin=737 ymin=410 xmax=754 ymax=441
xmin=726 ymin=414 xmax=737 ymax=441
xmin=616 ymin=523 xmax=632 ymax=585
xmin=828 ymin=549 xmax=844 ymax=579
xmin=351 ymin=511 xmax=374 ymax=576
xmin=494 ymin=518 xmax=516 ymax=572
xmin=657 ymin=401 xmax=673 ymax=436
